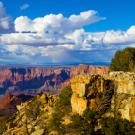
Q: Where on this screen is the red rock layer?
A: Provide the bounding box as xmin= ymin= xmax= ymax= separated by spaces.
xmin=0 ymin=65 xmax=109 ymax=95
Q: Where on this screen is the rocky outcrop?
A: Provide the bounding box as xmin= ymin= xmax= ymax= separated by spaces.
xmin=71 ymin=72 xmax=135 ymax=123
xmin=0 ymin=94 xmax=33 ymax=119
xmin=108 ymin=72 xmax=135 ymax=122
xmin=3 ymin=94 xmax=58 ymax=135
xmin=1 ymin=72 xmax=135 ymax=134
xmin=71 ymin=74 xmax=114 ymax=115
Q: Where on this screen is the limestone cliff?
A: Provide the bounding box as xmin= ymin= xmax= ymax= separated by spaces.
xmin=108 ymin=72 xmax=135 ymax=122
xmin=70 ymin=72 xmax=135 ymax=123
xmin=71 ymin=74 xmax=114 ymax=116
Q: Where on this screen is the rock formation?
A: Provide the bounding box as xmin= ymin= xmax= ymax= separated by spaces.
xmin=108 ymin=72 xmax=135 ymax=122
xmin=2 ymin=94 xmax=58 ymax=135
xmin=0 ymin=94 xmax=33 ymax=120
xmin=1 ymin=72 xmax=135 ymax=135
xmin=0 ymin=65 xmax=109 ymax=95
xmin=70 ymin=72 xmax=135 ymax=123
xmin=71 ymin=74 xmax=114 ymax=115
xmin=0 ymin=65 xmax=109 ymax=125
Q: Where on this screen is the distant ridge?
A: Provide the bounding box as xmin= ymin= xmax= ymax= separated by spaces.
xmin=0 ymin=62 xmax=110 ymax=68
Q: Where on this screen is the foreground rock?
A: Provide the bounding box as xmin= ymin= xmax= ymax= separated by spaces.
xmin=108 ymin=72 xmax=135 ymax=122
xmin=71 ymin=74 xmax=114 ymax=116
xmin=71 ymin=72 xmax=135 ymax=123
xmin=2 ymin=94 xmax=58 ymax=135
xmin=0 ymin=94 xmax=33 ymax=120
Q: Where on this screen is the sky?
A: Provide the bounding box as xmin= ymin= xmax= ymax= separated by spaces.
xmin=0 ymin=0 xmax=135 ymax=65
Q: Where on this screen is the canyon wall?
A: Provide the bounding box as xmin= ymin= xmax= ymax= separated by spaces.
xmin=108 ymin=72 xmax=135 ymax=122
xmin=0 ymin=65 xmax=109 ymax=95
xmin=71 ymin=72 xmax=135 ymax=122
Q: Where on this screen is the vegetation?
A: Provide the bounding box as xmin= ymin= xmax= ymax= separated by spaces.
xmin=101 ymin=117 xmax=135 ymax=135
xmin=48 ymin=86 xmax=72 ymax=133
xmin=0 ymin=119 xmax=7 ymax=134
xmin=68 ymin=114 xmax=94 ymax=135
xmin=0 ymin=114 xmax=16 ymax=134
xmin=25 ymin=97 xmax=41 ymax=120
xmin=67 ymin=108 xmax=97 ymax=135
xmin=110 ymin=47 xmax=135 ymax=72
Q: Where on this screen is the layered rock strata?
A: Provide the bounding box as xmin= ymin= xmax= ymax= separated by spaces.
xmin=0 ymin=65 xmax=109 ymax=95
xmin=108 ymin=72 xmax=135 ymax=122
xmin=71 ymin=72 xmax=135 ymax=122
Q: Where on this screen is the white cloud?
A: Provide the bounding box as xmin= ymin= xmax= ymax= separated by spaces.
xmin=14 ymin=10 xmax=105 ymax=34
xmin=0 ymin=1 xmax=13 ymax=33
xmin=0 ymin=8 xmax=135 ymax=65
xmin=20 ymin=3 xmax=30 ymax=10
xmin=103 ymin=30 xmax=135 ymax=45
xmin=0 ymin=33 xmax=74 ymax=46
xmin=1 ymin=25 xmax=135 ymax=64
xmin=0 ymin=2 xmax=9 ymax=29
xmin=127 ymin=25 xmax=135 ymax=35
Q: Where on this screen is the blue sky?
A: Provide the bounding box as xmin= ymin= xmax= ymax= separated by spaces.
xmin=2 ymin=0 xmax=135 ymax=31
xmin=0 ymin=0 xmax=135 ymax=65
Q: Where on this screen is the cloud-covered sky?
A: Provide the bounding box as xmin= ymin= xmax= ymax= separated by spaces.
xmin=0 ymin=0 xmax=135 ymax=65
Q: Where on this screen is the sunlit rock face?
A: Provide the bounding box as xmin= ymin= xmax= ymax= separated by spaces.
xmin=70 ymin=72 xmax=135 ymax=122
xmin=70 ymin=74 xmax=114 ymax=115
xmin=108 ymin=72 xmax=135 ymax=122
xmin=109 ymin=72 xmax=135 ymax=95
xmin=4 ymin=94 xmax=58 ymax=135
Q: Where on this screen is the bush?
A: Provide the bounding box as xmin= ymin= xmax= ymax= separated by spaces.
xmin=0 ymin=114 xmax=16 ymax=134
xmin=58 ymin=86 xmax=72 ymax=108
xmin=48 ymin=86 xmax=72 ymax=133
xmin=0 ymin=120 xmax=7 ymax=134
xmin=110 ymin=47 xmax=135 ymax=72
xmin=68 ymin=114 xmax=95 ymax=135
xmin=25 ymin=97 xmax=41 ymax=120
xmin=101 ymin=117 xmax=135 ymax=135
xmin=83 ymin=108 xmax=96 ymax=120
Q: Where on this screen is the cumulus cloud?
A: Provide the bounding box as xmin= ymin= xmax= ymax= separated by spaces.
xmin=14 ymin=10 xmax=105 ymax=34
xmin=0 ymin=7 xmax=135 ymax=65
xmin=1 ymin=25 xmax=135 ymax=65
xmin=20 ymin=3 xmax=30 ymax=10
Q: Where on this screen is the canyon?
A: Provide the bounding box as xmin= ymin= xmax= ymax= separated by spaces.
xmin=0 ymin=65 xmax=109 ymax=96
xmin=0 ymin=65 xmax=109 ymax=120
xmin=1 ymin=72 xmax=135 ymax=135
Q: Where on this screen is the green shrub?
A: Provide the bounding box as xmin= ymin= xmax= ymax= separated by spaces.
xmin=0 ymin=114 xmax=16 ymax=134
xmin=68 ymin=114 xmax=95 ymax=135
xmin=83 ymin=108 xmax=96 ymax=120
xmin=0 ymin=120 xmax=7 ymax=134
xmin=101 ymin=117 xmax=135 ymax=135
xmin=48 ymin=86 xmax=72 ymax=133
xmin=110 ymin=47 xmax=135 ymax=72
xmin=25 ymin=97 xmax=41 ymax=120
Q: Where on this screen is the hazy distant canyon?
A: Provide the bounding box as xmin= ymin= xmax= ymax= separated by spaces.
xmin=0 ymin=65 xmax=109 ymax=96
